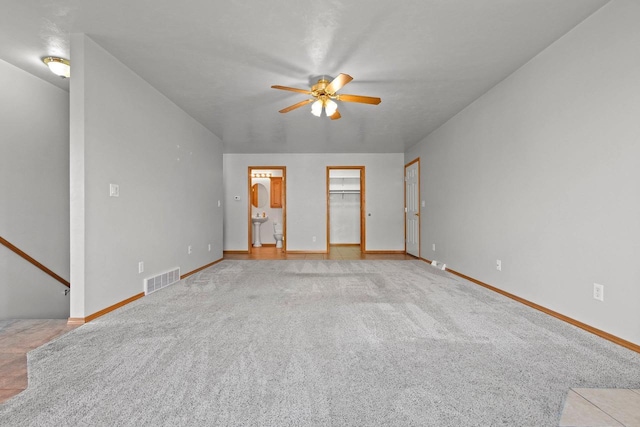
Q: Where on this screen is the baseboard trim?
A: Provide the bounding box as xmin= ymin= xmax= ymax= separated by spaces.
xmin=420 ymin=258 xmax=640 ymax=354
xmin=181 ymin=258 xmax=223 ymax=279
xmin=224 ymin=250 xmax=249 ymax=254
xmin=66 ymin=259 xmax=224 ymax=326
xmin=67 ymin=292 xmax=145 ymax=325
xmin=364 ymin=250 xmax=406 ymax=254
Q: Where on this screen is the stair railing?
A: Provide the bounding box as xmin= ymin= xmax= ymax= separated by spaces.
xmin=0 ymin=235 xmax=70 ymax=288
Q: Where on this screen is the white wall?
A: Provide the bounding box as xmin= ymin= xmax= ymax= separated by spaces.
xmin=70 ymin=35 xmax=224 ymax=318
xmin=405 ymin=0 xmax=640 ymax=345
xmin=329 ymin=193 xmax=361 ymax=244
xmin=0 ymin=59 xmax=70 ymax=320
xmin=224 ymin=153 xmax=404 ymax=252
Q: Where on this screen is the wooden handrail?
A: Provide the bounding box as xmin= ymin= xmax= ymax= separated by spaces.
xmin=0 ymin=236 xmax=70 ymax=288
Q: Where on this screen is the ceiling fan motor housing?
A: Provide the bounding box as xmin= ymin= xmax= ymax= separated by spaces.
xmin=311 ymin=78 xmax=330 ymax=97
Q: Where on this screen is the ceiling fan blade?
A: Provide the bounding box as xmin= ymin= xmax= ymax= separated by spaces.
xmin=278 ymin=98 xmax=314 ymax=113
xmin=329 ymin=110 xmax=341 ymax=120
xmin=325 ymin=73 xmax=353 ymax=95
xmin=337 ymin=94 xmax=382 ymax=105
xmin=271 ymin=85 xmax=312 ymax=95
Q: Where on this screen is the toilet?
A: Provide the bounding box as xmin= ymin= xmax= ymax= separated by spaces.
xmin=273 ymin=221 xmax=283 ymax=249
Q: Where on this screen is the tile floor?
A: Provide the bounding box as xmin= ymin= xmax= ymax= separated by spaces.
xmin=2 ymin=250 xmax=639 ymax=427
xmin=560 ymin=388 xmax=640 ymax=427
xmin=0 ymin=319 xmax=78 ymax=403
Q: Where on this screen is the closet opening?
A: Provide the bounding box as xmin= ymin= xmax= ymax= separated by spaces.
xmin=326 ymin=166 xmax=365 ymax=253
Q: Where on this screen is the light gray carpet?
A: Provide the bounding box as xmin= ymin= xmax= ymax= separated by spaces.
xmin=1 ymin=260 xmax=639 ymax=426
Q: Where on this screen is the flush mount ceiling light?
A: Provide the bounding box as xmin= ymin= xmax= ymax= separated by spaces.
xmin=271 ymin=73 xmax=381 ymax=120
xmin=42 ymin=57 xmax=70 ymax=78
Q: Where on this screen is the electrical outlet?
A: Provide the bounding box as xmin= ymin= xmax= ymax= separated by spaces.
xmin=217 ymin=200 xmax=221 ymax=207
xmin=496 ymin=259 xmax=502 ymax=271
xmin=138 ymin=261 xmax=144 ymax=274
xmin=109 ymin=183 xmax=119 ymax=197
xmin=312 ymin=236 xmax=316 ymax=242
xmin=432 ymin=244 xmax=436 ymax=251
xmin=593 ymin=283 xmax=604 ymax=301
xmin=208 ymin=244 xmax=211 ymax=252
xmin=188 ymin=245 xmax=192 ymax=254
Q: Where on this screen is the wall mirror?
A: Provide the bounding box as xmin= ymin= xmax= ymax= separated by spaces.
xmin=251 ymin=183 xmax=268 ymax=208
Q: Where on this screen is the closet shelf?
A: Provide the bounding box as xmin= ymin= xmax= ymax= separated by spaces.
xmin=329 ymin=190 xmax=361 ymax=194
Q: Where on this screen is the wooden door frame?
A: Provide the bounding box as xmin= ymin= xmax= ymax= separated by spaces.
xmin=247 ymin=166 xmax=286 ymax=254
xmin=404 ymin=158 xmax=420 ymax=258
xmin=326 ymin=166 xmax=366 ymax=253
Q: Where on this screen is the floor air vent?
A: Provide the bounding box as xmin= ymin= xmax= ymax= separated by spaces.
xmin=144 ymin=267 xmax=181 ymax=295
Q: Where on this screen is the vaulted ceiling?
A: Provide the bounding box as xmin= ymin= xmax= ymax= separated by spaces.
xmin=0 ymin=0 xmax=608 ymax=153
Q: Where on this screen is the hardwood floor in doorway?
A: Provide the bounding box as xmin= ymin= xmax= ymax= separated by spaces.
xmin=225 ymin=245 xmax=415 ymax=261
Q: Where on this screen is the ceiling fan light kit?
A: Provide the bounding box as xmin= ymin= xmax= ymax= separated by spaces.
xmin=311 ymin=99 xmax=323 ymax=117
xmin=271 ymin=73 xmax=381 ymax=120
xmin=324 ymin=99 xmax=338 ymax=116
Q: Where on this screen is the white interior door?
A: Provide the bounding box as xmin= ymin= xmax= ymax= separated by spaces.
xmin=405 ymin=160 xmax=419 ymax=257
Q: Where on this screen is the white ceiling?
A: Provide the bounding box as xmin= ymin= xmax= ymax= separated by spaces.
xmin=0 ymin=0 xmax=608 ymax=153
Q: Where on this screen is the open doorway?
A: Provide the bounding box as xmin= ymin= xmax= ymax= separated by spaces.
xmin=248 ymin=166 xmax=286 ymax=254
xmin=326 ymin=166 xmax=365 ymax=253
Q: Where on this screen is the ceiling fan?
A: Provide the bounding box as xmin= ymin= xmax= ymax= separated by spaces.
xmin=271 ymin=73 xmax=381 ymax=120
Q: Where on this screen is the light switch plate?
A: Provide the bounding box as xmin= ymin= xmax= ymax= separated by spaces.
xmin=109 ymin=183 xmax=119 ymax=197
